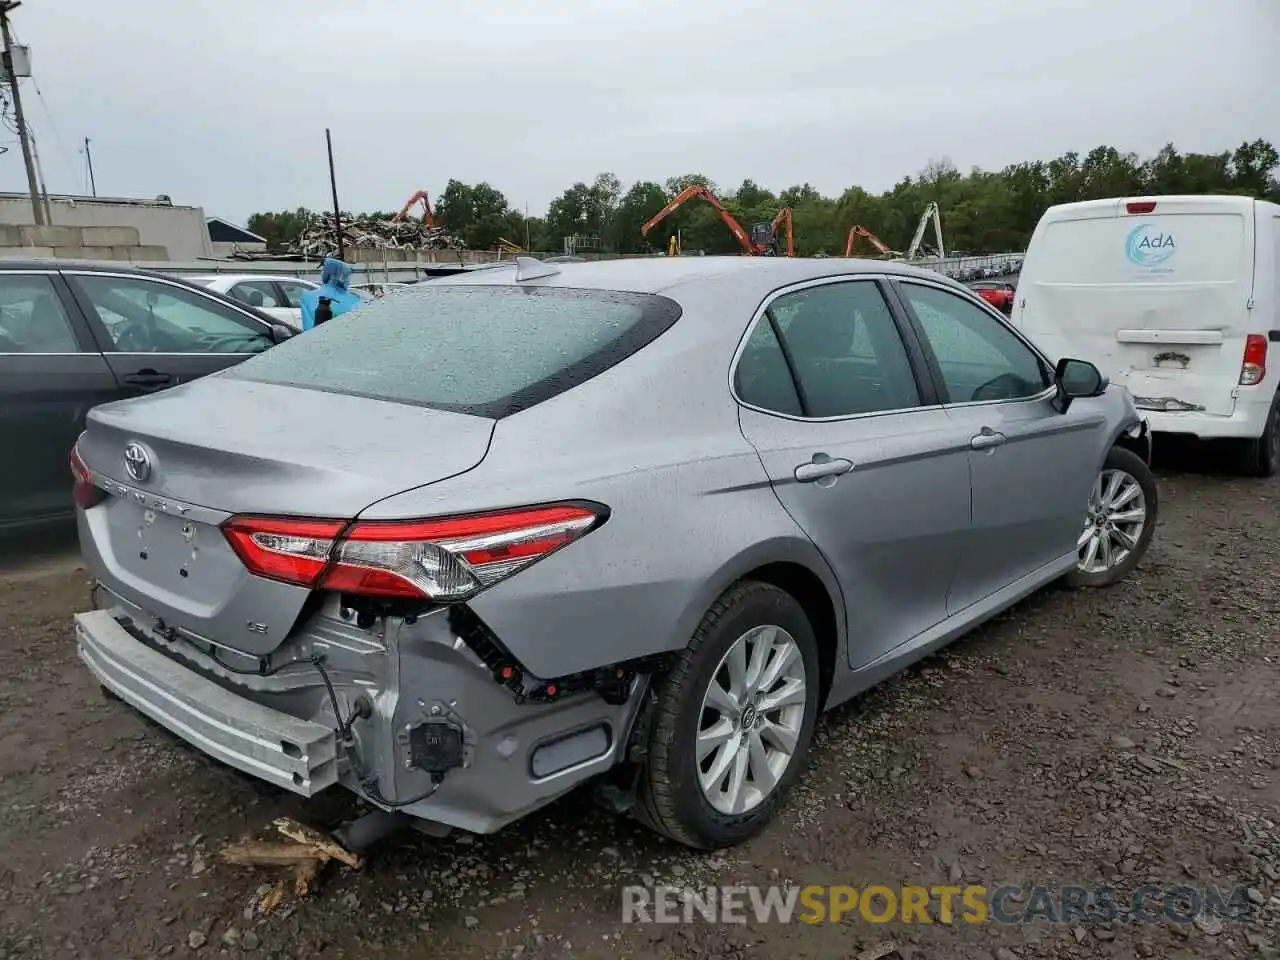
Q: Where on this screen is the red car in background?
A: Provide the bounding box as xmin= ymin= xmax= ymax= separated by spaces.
xmin=970 ymin=280 xmax=1016 ymax=314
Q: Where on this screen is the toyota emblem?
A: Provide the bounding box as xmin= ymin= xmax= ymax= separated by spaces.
xmin=123 ymin=442 xmax=152 ymax=483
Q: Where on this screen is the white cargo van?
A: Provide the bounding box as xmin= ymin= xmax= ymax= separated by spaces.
xmin=1011 ymin=195 xmax=1280 ymax=476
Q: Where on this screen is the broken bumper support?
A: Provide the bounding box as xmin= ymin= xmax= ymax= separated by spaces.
xmin=74 ymin=609 xmax=339 ymax=796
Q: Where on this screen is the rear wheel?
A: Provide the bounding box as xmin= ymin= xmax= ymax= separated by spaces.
xmin=1238 ymin=394 xmax=1280 ymax=478
xmin=1064 ymin=445 xmax=1158 ymax=588
xmin=635 ymin=581 xmax=820 ymax=850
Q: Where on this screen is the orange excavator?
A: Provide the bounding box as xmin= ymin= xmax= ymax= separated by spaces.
xmin=640 ymin=184 xmax=793 ymax=256
xmin=844 ymin=225 xmax=898 ymax=259
xmin=391 ymin=190 xmax=436 ymax=228
xmin=771 ymin=207 xmax=794 ymax=257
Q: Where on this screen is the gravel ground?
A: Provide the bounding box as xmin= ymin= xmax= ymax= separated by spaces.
xmin=1 ymin=452 xmax=1278 ymax=960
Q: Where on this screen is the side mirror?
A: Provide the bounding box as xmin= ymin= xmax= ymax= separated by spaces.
xmin=269 ymin=323 xmax=295 ymax=344
xmin=1051 ymin=357 xmax=1108 ymax=413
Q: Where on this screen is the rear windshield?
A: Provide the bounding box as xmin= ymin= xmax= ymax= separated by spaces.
xmin=221 ymin=284 xmax=682 ymax=419
xmin=1037 ymin=213 xmax=1247 ymax=284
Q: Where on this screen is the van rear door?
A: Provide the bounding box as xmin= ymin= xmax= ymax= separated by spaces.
xmin=1017 ymin=197 xmax=1256 ymax=417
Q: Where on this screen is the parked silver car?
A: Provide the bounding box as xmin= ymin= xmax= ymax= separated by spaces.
xmin=71 ymin=256 xmax=1156 ymax=850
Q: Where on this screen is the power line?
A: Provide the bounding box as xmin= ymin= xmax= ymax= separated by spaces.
xmin=0 ymin=93 xmax=17 ymax=136
xmin=30 ymin=78 xmax=79 ymax=190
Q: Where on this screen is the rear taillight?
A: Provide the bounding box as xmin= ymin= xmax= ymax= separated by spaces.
xmin=223 ymin=516 xmax=347 ymax=587
xmin=222 ymin=504 xmax=603 ymax=601
xmin=70 ymin=439 xmax=106 ymax=510
xmin=1241 ymin=334 xmax=1268 ymax=386
xmin=1126 ymin=200 xmax=1157 ymax=214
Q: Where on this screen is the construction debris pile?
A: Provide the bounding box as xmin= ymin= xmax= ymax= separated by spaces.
xmin=291 ymin=212 xmax=465 ymax=258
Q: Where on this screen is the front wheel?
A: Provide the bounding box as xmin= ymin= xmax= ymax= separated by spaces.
xmin=635 ymin=581 xmax=820 ymax=850
xmin=1064 ymin=445 xmax=1159 ymax=588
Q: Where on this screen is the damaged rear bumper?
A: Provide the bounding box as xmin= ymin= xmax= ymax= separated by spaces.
xmin=75 ymin=594 xmax=648 ymax=834
xmin=76 ymin=609 xmax=339 ymax=795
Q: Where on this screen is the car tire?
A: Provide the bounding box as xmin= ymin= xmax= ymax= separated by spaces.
xmin=1064 ymin=445 xmax=1159 ymax=589
xmin=635 ymin=580 xmax=820 ymax=850
xmin=1238 ymin=393 xmax=1280 ymax=479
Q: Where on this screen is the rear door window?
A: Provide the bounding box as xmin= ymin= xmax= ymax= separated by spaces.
xmin=277 ymin=281 xmax=313 ymax=308
xmin=222 ymin=285 xmax=682 ymax=418
xmin=0 ymin=274 xmax=80 ymax=353
xmin=229 ymin=280 xmax=284 ymax=310
xmin=757 ymin=280 xmax=921 ymax=418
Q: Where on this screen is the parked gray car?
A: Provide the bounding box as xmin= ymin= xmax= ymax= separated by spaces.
xmin=71 ymin=256 xmax=1156 ymax=850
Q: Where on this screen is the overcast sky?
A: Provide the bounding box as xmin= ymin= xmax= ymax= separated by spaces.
xmin=1 ymin=0 xmax=1276 ymax=224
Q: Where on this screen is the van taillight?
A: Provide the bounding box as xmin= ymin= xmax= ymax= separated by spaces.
xmin=1126 ymin=201 xmax=1157 ymax=214
xmin=1241 ymin=335 xmax=1268 ymax=386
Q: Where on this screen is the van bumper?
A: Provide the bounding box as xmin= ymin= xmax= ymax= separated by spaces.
xmin=1141 ymin=400 xmax=1272 ymax=440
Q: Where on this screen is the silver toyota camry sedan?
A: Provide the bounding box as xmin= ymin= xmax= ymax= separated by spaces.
xmin=71 ymin=255 xmax=1156 ymax=850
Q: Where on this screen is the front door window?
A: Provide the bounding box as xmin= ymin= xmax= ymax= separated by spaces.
xmin=74 ymin=276 xmax=273 ymax=355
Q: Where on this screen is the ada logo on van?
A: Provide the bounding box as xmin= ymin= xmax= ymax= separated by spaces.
xmin=1125 ymin=223 xmax=1176 ymax=267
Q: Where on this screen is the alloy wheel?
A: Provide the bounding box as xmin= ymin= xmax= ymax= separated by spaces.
xmin=1078 ymin=468 xmax=1148 ymax=575
xmin=696 ymin=624 xmax=807 ymax=815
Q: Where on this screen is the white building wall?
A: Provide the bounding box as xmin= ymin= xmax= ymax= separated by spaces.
xmin=0 ymin=194 xmax=213 ymax=260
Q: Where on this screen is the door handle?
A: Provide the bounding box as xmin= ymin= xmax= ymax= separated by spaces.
xmin=123 ymin=371 xmax=174 ymax=388
xmin=794 ymin=455 xmax=854 ymax=483
xmin=970 ymin=428 xmax=1006 ymax=450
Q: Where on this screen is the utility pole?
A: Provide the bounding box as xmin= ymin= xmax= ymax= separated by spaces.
xmin=83 ymin=136 xmax=96 ymax=197
xmin=29 ymin=124 xmax=49 ymax=223
xmin=325 ymin=128 xmax=344 ymax=260
xmin=0 ymin=2 xmax=42 ymax=224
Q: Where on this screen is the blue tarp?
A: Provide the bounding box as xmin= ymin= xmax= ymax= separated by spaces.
xmin=299 ymin=257 xmax=364 ymax=330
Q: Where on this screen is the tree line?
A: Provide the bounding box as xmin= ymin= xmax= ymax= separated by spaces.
xmin=247 ymin=140 xmax=1280 ymax=258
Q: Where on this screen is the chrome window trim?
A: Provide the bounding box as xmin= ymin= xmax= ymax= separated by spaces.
xmin=727 ymin=273 xmax=942 ymax=425
xmin=0 ymin=351 xmax=264 ymax=357
xmin=941 ymin=383 xmax=1059 ymax=409
xmin=185 ymin=276 xmax=316 ymax=287
xmin=892 ymin=275 xmax=1059 ymax=409
xmin=103 ymin=351 xmax=267 ymax=358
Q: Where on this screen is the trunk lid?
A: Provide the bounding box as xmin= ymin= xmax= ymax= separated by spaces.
xmin=81 ymin=375 xmax=495 ymax=516
xmin=1017 ymin=197 xmax=1257 ymax=417
xmin=77 ymin=375 xmax=494 ymax=656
